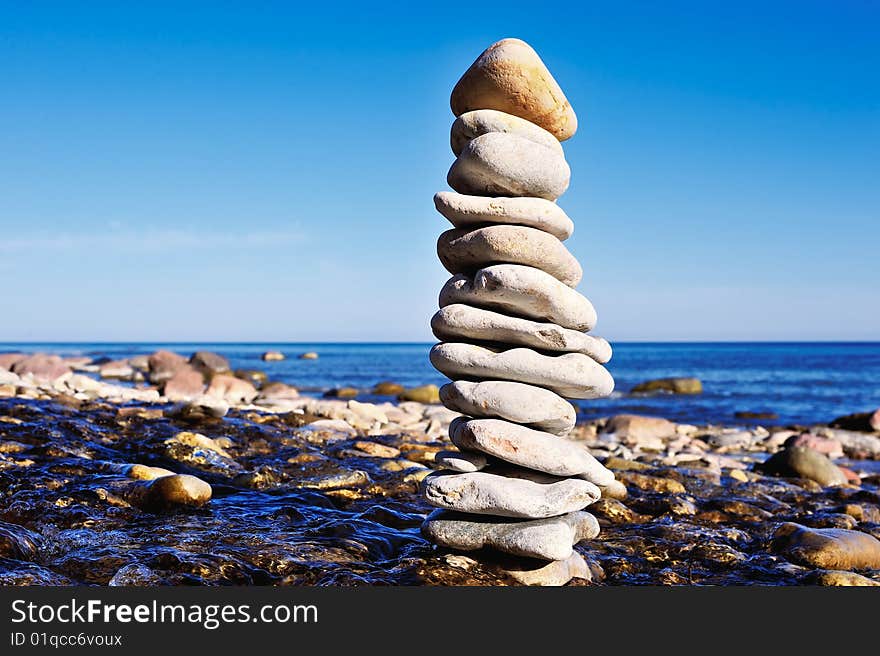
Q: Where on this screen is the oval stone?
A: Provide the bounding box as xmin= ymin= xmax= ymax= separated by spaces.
xmin=451 ymin=109 xmax=563 ymax=157
xmin=448 ymin=132 xmax=570 ymax=201
xmin=433 ymin=191 xmax=573 ymax=240
xmin=440 ymin=380 xmax=576 ymax=435
xmin=450 ymin=38 xmax=578 ymax=141
xmin=437 ymin=226 xmax=582 ymax=287
xmin=430 ymin=342 xmax=614 ymax=399
xmin=439 ymin=264 xmax=597 ymax=330
xmin=432 ymin=304 xmax=611 ymax=362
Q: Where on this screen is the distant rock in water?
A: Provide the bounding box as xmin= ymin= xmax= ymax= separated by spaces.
xmin=189 ymin=351 xmax=231 ymax=376
xmin=262 ymin=350 xmax=285 ymax=362
xmin=398 ymin=384 xmax=441 ymax=404
xmin=373 ymin=381 xmax=405 ymax=395
xmin=758 ymin=446 xmax=848 ymax=487
xmin=631 ymin=377 xmax=702 ymax=395
xmin=325 ymin=387 xmax=359 ymax=399
xmin=299 ymin=352 xmax=319 ymax=360
xmin=734 ymin=410 xmax=778 ymax=420
xmin=830 ymin=409 xmax=880 ymax=433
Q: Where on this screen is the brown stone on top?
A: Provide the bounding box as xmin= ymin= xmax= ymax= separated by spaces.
xmin=450 ymin=38 xmax=577 ymax=141
xmin=148 ymin=350 xmax=188 ymax=383
xmin=189 ymin=351 xmax=231 ymax=376
xmin=11 ymin=354 xmax=71 ymax=382
xmin=0 ymin=353 xmax=26 ymax=371
xmin=162 ymin=365 xmax=205 ymax=401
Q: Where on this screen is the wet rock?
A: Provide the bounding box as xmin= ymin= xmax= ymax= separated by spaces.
xmin=351 ymin=440 xmax=400 ymax=458
xmin=261 ymin=351 xmax=285 ymax=362
xmin=631 ymin=377 xmax=703 ymax=395
xmin=502 ymin=551 xmax=592 ymax=586
xmin=162 ymin=365 xmax=205 ymax=401
xmin=148 ymin=350 xmax=188 ymax=383
xmin=0 ymin=521 xmax=42 ymax=560
xmin=758 ymin=446 xmax=848 ymax=486
xmin=300 ymin=470 xmax=371 ymax=490
xmin=438 ymin=225 xmax=580 ymax=286
xmin=617 ymin=471 xmax=686 ymax=494
xmin=422 ymin=509 xmax=598 ymax=561
xmin=109 ymin=564 xmax=162 ymax=586
xmin=807 ymin=570 xmax=880 ymax=586
xmin=434 ymin=191 xmax=572 ymax=241
xmin=189 ymin=351 xmax=231 ymax=376
xmin=450 ymin=37 xmax=577 ymax=141
xmin=772 ymin=523 xmax=880 ymax=570
xmin=12 ymin=354 xmax=71 ymax=382
xmin=205 ymin=374 xmax=258 ymax=405
xmin=373 ymin=381 xmax=405 ymax=395
xmin=397 ymin=384 xmax=440 ymax=404
xmin=422 ymin=470 xmax=600 ymax=519
xmin=126 ymin=474 xmax=212 ymax=509
xmin=590 ymin=498 xmax=637 ymax=525
xmin=830 ymin=409 xmax=880 ymax=433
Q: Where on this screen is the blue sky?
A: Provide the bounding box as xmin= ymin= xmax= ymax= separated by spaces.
xmin=1 ymin=1 xmax=877 ymax=342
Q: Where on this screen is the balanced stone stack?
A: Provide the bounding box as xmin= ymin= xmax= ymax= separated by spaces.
xmin=421 ymin=38 xmax=618 ymax=586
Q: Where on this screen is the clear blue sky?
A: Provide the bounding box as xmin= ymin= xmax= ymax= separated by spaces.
xmin=1 ymin=1 xmax=877 ymax=342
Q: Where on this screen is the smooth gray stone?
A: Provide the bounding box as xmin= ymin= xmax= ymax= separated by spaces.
xmin=421 ymin=509 xmax=599 ymax=561
xmin=430 ymin=342 xmax=615 ymax=399
xmin=422 ymin=470 xmax=600 ymax=518
xmin=447 ymin=132 xmax=570 ymax=201
xmin=439 ymin=264 xmax=597 ymax=331
xmin=450 ymin=109 xmax=564 ymax=157
xmin=434 ymin=449 xmax=487 ymax=473
xmin=437 ymin=225 xmax=582 ymax=287
xmin=440 ymin=380 xmax=575 ymax=435
xmin=433 ymin=191 xmax=573 ymax=240
xmin=449 ymin=417 xmax=615 ymax=486
xmin=432 ymin=304 xmax=611 ymax=363
xmin=502 ymin=551 xmax=593 ymax=586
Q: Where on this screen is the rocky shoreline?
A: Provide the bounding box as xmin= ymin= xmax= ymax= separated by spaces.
xmin=1 ymin=349 xmax=879 ymax=585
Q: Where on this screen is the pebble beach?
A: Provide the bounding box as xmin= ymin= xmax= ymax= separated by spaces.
xmin=1 ymin=346 xmax=879 ymax=586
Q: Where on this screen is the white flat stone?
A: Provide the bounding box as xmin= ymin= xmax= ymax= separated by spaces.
xmin=449 ymin=417 xmax=615 ymax=486
xmin=422 ymin=470 xmax=600 ymax=518
xmin=434 ymin=449 xmax=488 ymax=473
xmin=421 ymin=509 xmax=598 ymax=561
xmin=440 ymin=380 xmax=576 ymax=435
xmin=430 ymin=342 xmax=614 ymax=399
xmin=433 ymin=191 xmax=573 ymax=241
xmin=432 ymin=304 xmax=611 ymax=363
xmin=502 ymin=551 xmax=593 ymax=586
xmin=451 ymin=109 xmax=563 ymax=157
xmin=437 ymin=226 xmax=582 ymax=287
xmin=447 ymin=132 xmax=570 ymax=201
xmin=439 ymin=264 xmax=597 ymax=331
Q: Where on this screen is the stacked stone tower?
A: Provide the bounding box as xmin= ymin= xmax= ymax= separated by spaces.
xmin=421 ymin=38 xmax=618 ymax=585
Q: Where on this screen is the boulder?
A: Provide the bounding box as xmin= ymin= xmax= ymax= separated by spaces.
xmin=189 ymin=351 xmax=230 ymax=376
